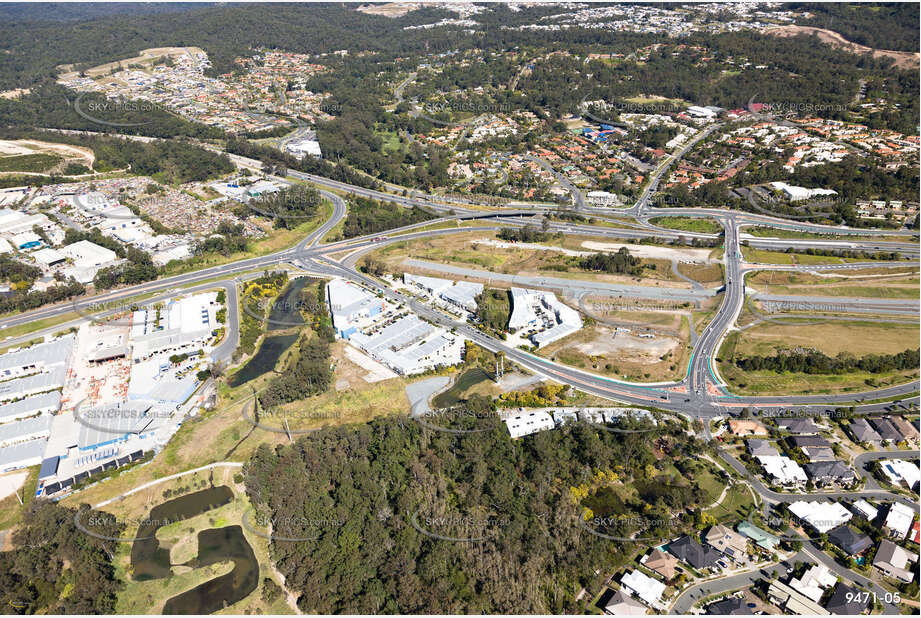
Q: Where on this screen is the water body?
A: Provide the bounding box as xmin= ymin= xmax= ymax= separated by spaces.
xmin=128 ymin=486 xmax=259 ymax=615
xmin=162 ymin=525 xmax=259 ymax=615
xmin=229 ymin=277 xmax=312 ymax=387
xmin=130 ymin=485 xmax=235 ymax=581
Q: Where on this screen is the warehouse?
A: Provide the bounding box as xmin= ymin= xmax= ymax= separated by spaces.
xmin=0 ymin=439 xmax=47 ymax=472
xmin=0 ymin=335 xmax=75 ymax=381
xmin=76 ymin=401 xmax=170 ymax=452
xmin=0 ymin=391 xmax=61 ymax=424
xmin=327 ymin=278 xmax=385 ymax=339
xmin=0 ymin=415 xmax=53 ymax=448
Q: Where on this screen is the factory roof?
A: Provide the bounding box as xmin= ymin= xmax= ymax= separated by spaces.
xmin=0 ymin=335 xmax=74 ymax=374
xmin=76 ymin=401 xmax=169 ymax=450
xmin=0 ymin=364 xmax=67 ymax=402
xmin=0 ymin=439 xmax=47 ymax=470
xmin=0 ymin=391 xmax=61 ymax=423
xmin=0 ymin=414 xmax=52 ymax=446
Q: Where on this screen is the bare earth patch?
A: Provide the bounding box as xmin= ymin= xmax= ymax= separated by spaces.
xmin=581 ymin=241 xmax=712 ymax=263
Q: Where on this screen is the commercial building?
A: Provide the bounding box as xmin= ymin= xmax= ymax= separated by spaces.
xmin=76 ymin=401 xmax=169 ymax=452
xmin=328 ymin=279 xmax=464 ymax=376
xmin=504 ymin=410 xmax=555 ymax=439
xmin=403 ymin=273 xmax=483 ymax=313
xmin=788 ymin=500 xmax=852 ymax=534
xmin=769 ymin=181 xmax=837 ymax=202
xmin=131 ymin=292 xmax=219 ymax=359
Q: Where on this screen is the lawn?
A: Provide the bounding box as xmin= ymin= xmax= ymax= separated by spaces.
xmin=649 ymin=216 xmax=722 ymax=234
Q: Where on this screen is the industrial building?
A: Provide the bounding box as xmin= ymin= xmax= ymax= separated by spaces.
xmin=131 ymin=292 xmax=220 ymax=359
xmin=508 ymin=287 xmax=583 ymax=348
xmin=0 ymin=336 xmax=73 ymax=403
xmin=504 ymin=410 xmax=555 ymax=439
xmin=0 ymin=391 xmax=61 ymax=423
xmin=0 ymin=415 xmax=53 ymax=448
xmin=0 ymin=439 xmax=47 ymax=472
xmin=404 ymin=273 xmax=483 ymax=314
xmin=76 ymin=401 xmax=170 ymax=452
xmin=327 ymin=278 xmax=464 ymax=376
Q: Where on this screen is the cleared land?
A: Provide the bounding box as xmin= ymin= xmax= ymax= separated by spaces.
xmin=764 ymin=25 xmax=920 ymax=69
xmin=741 ymin=246 xmax=903 ymax=266
xmin=747 ymin=269 xmax=919 ymax=299
xmin=537 ymin=320 xmax=691 ymax=383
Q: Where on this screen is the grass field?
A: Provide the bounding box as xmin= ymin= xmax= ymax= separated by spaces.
xmin=0 ymin=153 xmax=62 ymax=173
xmin=677 ymin=261 xmax=724 ymax=284
xmin=718 ymin=328 xmax=920 ymax=396
xmin=746 ymin=269 xmax=919 ymax=299
xmin=741 ymin=246 xmax=904 ymax=266
xmin=431 ymin=367 xmax=493 ymax=407
xmin=0 ymin=466 xmax=39 ymax=532
xmin=743 ymin=226 xmax=911 ymax=242
xmin=649 ymin=216 xmax=722 ymax=234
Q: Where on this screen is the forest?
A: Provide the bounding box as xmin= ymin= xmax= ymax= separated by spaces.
xmin=0 ymin=501 xmax=123 ymax=613
xmin=341 ymin=196 xmax=436 ymax=239
xmin=243 ymin=413 xmax=712 ymax=613
xmin=735 ymin=348 xmax=920 ymax=375
xmin=245 ymin=185 xmax=325 ymax=230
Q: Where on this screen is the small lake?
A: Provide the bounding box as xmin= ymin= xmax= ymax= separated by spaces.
xmin=128 ymin=485 xmax=259 ymax=614
xmin=229 ymin=277 xmax=313 ymax=387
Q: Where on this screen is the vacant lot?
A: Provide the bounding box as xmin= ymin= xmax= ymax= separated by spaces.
xmin=537 ymin=321 xmax=690 ymax=382
xmin=747 ymin=269 xmax=919 ymax=299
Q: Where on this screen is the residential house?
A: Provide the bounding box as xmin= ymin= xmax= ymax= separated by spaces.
xmin=704 ymin=524 xmax=750 ymax=563
xmin=824 ymin=583 xmax=869 ymax=615
xmin=873 ymin=539 xmax=918 ymax=583
xmin=848 ymin=418 xmax=883 ymax=447
xmin=737 ymin=521 xmax=780 ymax=552
xmin=777 ymin=418 xmax=820 ymax=434
xmin=889 ymin=416 xmax=919 ymax=442
xmin=603 ymin=587 xmax=647 ymax=615
xmin=747 ymin=439 xmax=779 ymax=457
xmin=791 ymin=435 xmax=832 ymax=451
xmin=868 ymin=417 xmax=902 ymax=444
xmin=643 ymin=548 xmax=678 ymax=580
xmin=849 ymin=500 xmax=878 ymax=522
xmin=848 ymin=418 xmax=881 ymax=446
xmin=884 ymin=502 xmax=916 ymax=539
xmin=620 ymin=570 xmax=665 ymax=608
xmin=804 ymin=461 xmax=856 ymax=487
xmin=767 ymin=579 xmax=829 ymax=615
xmin=668 ymin=535 xmax=721 ymax=570
xmin=801 ymin=446 xmax=836 ymax=462
xmin=706 ymin=596 xmax=752 ymax=615
xmin=827 ymin=525 xmax=873 ymax=556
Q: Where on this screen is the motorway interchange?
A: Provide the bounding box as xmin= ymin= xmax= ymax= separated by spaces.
xmin=2 ymin=149 xmax=918 ymax=612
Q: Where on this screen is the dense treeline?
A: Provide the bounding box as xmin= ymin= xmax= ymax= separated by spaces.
xmin=224 ymin=136 xmax=381 ymax=191
xmin=497 ymin=225 xmax=551 ymax=243
xmin=0 ymin=253 xmax=42 ymax=288
xmin=0 ymin=276 xmax=85 ymax=315
xmin=245 ymin=185 xmax=324 ymax=229
xmin=0 ymin=127 xmax=233 ymax=183
xmin=736 ymin=348 xmax=920 ymax=375
xmin=194 ymin=221 xmax=249 ymax=256
xmin=578 ymin=247 xmax=643 ymax=276
xmin=791 ymin=3 xmax=920 ymax=53
xmin=243 ymin=414 xmax=712 ymax=613
xmin=341 ymin=196 xmax=435 ymax=239
xmin=0 ymin=501 xmax=123 ymax=613
xmin=0 ymin=82 xmax=223 ymax=139
xmin=257 ymin=330 xmax=333 ymax=409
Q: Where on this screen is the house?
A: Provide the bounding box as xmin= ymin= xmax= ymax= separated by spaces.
xmin=737 ymin=520 xmax=780 ymax=552
xmin=706 ymin=596 xmax=751 ymax=615
xmin=804 ymin=461 xmax=856 ymax=486
xmin=789 ymin=501 xmax=852 ymax=534
xmin=889 ymin=416 xmax=919 ymax=442
xmin=643 ymin=548 xmax=678 ymax=580
xmin=777 ymin=418 xmax=820 ymax=434
xmin=791 ymin=435 xmax=832 ymax=451
xmin=878 ymin=459 xmax=920 ymax=491
xmin=668 ymin=535 xmax=721 ymax=570
xmin=873 ymin=539 xmax=918 ymax=583
xmin=704 ymin=524 xmax=750 ymax=563
xmin=911 ymin=520 xmax=920 ymax=545
xmin=767 ymin=579 xmax=829 ymax=615
xmin=603 ymin=587 xmax=647 ymax=615
xmin=747 ymin=439 xmax=779 ymax=457
xmin=620 ymin=570 xmax=665 ymax=607
xmin=825 ymin=583 xmax=869 ymax=615
xmin=847 ymin=418 xmax=881 ymax=444
xmin=801 ymin=446 xmax=836 ymax=462
xmin=848 ymin=418 xmax=881 ymax=445
xmin=883 ymin=502 xmax=916 ymax=539
xmin=789 ymin=564 xmax=837 ymax=603
xmin=827 ymin=525 xmax=873 ymax=556
xmin=757 ymin=455 xmax=807 ymax=485
xmin=849 ymin=500 xmax=878 ymax=522
xmin=728 ymin=419 xmax=767 ymax=436
xmin=868 ymin=417 xmax=902 ymax=444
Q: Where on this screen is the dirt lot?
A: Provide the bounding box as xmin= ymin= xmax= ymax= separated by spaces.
xmin=537 ymin=322 xmax=689 ymax=382
xmin=59 ymin=46 xmax=206 ymax=79
xmin=581 ymin=240 xmax=713 ymax=263
xmin=764 ymin=25 xmax=919 ymax=69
